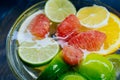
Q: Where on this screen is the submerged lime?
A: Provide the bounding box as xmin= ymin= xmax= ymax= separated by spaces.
xmin=58 ymin=72 xmax=87 ymax=80
xmin=45 ymin=0 xmax=76 ymax=22
xmin=75 ymin=53 xmax=115 ymax=80
xmin=18 ymin=38 xmax=59 ymax=67
xmin=106 ymin=54 xmax=120 ymax=76
xmin=37 ymin=51 xmax=70 ymax=80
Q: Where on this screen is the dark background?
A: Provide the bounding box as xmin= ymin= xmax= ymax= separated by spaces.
xmin=0 ymin=0 xmax=120 ymax=80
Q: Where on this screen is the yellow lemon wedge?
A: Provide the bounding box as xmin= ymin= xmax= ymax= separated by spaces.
xmin=77 ymin=5 xmax=110 ymax=28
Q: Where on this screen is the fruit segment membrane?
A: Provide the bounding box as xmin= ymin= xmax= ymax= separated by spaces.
xmin=16 ymin=0 xmax=120 ymax=80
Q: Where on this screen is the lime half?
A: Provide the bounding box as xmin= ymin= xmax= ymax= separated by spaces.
xmin=45 ymin=0 xmax=76 ymax=22
xmin=18 ymin=38 xmax=59 ymax=67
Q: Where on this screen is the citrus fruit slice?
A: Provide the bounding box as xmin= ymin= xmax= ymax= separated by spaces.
xmin=37 ymin=51 xmax=70 ymax=80
xmin=77 ymin=5 xmax=110 ymax=28
xmin=97 ymin=13 xmax=120 ymax=55
xmin=58 ymin=72 xmax=87 ymax=80
xmin=45 ymin=0 xmax=76 ymax=22
xmin=79 ymin=13 xmax=120 ymax=55
xmin=75 ymin=53 xmax=115 ymax=80
xmin=18 ymin=38 xmax=59 ymax=67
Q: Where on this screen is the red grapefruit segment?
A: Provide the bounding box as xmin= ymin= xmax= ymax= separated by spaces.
xmin=68 ymin=30 xmax=106 ymax=51
xmin=56 ymin=14 xmax=81 ymax=41
xmin=28 ymin=14 xmax=50 ymax=38
xmin=62 ymin=45 xmax=83 ymax=66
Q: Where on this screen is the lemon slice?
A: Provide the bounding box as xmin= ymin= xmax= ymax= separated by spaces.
xmin=77 ymin=5 xmax=110 ymax=28
xmin=18 ymin=38 xmax=59 ymax=67
xmin=45 ymin=0 xmax=76 ymax=22
xmin=79 ymin=13 xmax=120 ymax=55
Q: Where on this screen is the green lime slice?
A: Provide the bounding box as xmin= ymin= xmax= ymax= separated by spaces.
xmin=106 ymin=54 xmax=120 ymax=75
xmin=58 ymin=72 xmax=87 ymax=80
xmin=18 ymin=38 xmax=59 ymax=67
xmin=45 ymin=0 xmax=76 ymax=22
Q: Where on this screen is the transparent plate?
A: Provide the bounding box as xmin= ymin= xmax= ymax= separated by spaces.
xmin=6 ymin=0 xmax=120 ymax=80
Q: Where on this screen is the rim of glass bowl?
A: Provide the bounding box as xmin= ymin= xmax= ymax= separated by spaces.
xmin=6 ymin=1 xmax=46 ymax=80
xmin=6 ymin=0 xmax=120 ymax=80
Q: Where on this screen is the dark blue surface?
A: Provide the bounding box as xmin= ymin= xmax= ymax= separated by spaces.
xmin=100 ymin=0 xmax=120 ymax=12
xmin=0 ymin=0 xmax=120 ymax=80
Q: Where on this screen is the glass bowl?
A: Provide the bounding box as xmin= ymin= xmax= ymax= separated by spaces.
xmin=6 ymin=0 xmax=120 ymax=80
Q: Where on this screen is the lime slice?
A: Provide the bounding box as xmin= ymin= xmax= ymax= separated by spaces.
xmin=18 ymin=38 xmax=59 ymax=67
xmin=60 ymin=74 xmax=86 ymax=80
xmin=106 ymin=54 xmax=120 ymax=75
xmin=45 ymin=0 xmax=76 ymax=22
xmin=59 ymin=72 xmax=87 ymax=80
